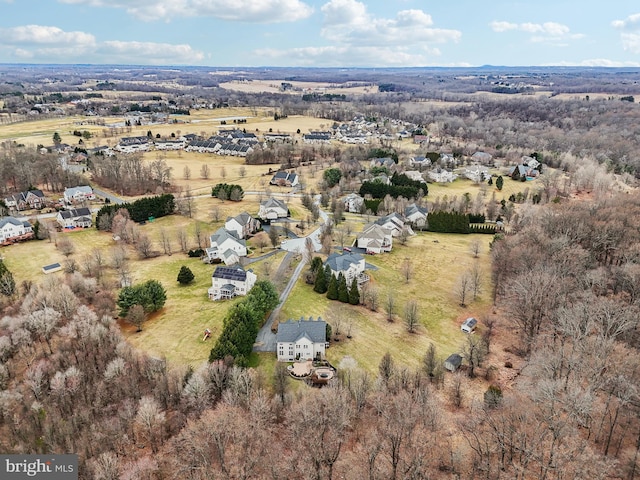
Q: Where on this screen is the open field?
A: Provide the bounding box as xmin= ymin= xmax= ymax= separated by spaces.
xmin=428 ymin=173 xmax=543 ymax=204
xmin=219 ymin=79 xmax=378 ymax=96
xmin=279 ymin=232 xmax=494 ymax=373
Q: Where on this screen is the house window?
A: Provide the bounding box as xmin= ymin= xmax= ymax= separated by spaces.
xmin=304 ymin=345 xmax=308 ymax=349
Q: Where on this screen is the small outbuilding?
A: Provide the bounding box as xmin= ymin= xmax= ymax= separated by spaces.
xmin=42 ymin=263 xmax=62 ymax=274
xmin=461 ymin=317 xmax=478 ymax=333
xmin=444 ymin=353 xmax=463 ymax=372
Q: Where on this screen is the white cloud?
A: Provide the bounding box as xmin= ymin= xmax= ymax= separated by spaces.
xmin=490 ymin=20 xmax=582 ymax=45
xmin=612 ymin=13 xmax=640 ymax=30
xmin=255 ymin=1 xmax=461 ymax=67
xmin=0 ymin=24 xmax=203 ymax=64
xmin=320 ymin=0 xmax=460 ymax=47
xmin=59 ymin=0 xmax=313 ymax=23
xmin=0 ymin=25 xmax=96 ymax=47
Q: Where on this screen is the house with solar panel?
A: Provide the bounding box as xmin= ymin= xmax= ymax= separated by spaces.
xmin=208 ymin=266 xmax=257 ymax=301
xmin=276 ymin=317 xmax=328 ymax=362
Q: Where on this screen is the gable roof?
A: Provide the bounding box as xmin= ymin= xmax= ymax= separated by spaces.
xmin=405 ymin=203 xmax=428 ymax=217
xmin=64 ymin=186 xmax=93 ymax=197
xmin=325 ymin=252 xmax=364 ymax=273
xmin=276 ymin=318 xmax=327 ymax=344
xmin=261 ymin=197 xmax=287 ymax=210
xmin=358 ymin=223 xmax=392 ymax=240
xmin=59 ymin=207 xmax=92 ymax=219
xmin=0 ymin=216 xmax=24 ymax=229
xmin=212 ymin=266 xmax=248 ymax=282
xmin=210 ymin=227 xmax=245 ymax=246
xmin=227 ymin=211 xmax=254 ymax=226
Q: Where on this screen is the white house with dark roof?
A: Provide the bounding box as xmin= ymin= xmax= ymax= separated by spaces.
xmin=0 ymin=217 xmax=33 ymax=243
xmin=63 ymin=186 xmax=95 ymax=204
xmin=405 ymin=203 xmax=428 ymax=228
xmin=208 ymin=266 xmax=257 ymax=301
xmin=258 ymin=197 xmax=288 ymax=221
xmin=356 ymin=224 xmax=393 ymax=254
xmin=324 ymin=252 xmax=368 ymax=285
xmin=270 ymin=171 xmax=299 ymax=187
xmin=303 ymin=132 xmax=331 ymax=144
xmin=463 ymin=165 xmax=490 ymax=183
xmin=408 ymin=155 xmax=432 ymax=168
xmin=57 ymin=207 xmax=92 ymax=229
xmin=224 ymin=212 xmax=260 ymax=240
xmin=276 ymin=317 xmax=327 ymax=362
xmin=206 ymin=228 xmax=247 ymax=264
xmin=115 ymin=136 xmax=150 ymax=153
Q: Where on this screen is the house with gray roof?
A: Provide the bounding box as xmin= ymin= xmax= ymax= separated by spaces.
xmin=0 ymin=216 xmax=33 ymax=243
xmin=56 ymin=207 xmax=92 ymax=229
xmin=63 ymin=185 xmax=95 ymax=204
xmin=270 ymin=171 xmax=299 ymax=187
xmin=405 ymin=203 xmax=428 ymax=228
xmin=276 ymin=317 xmax=327 ymax=362
xmin=206 ymin=227 xmax=247 ymax=265
xmin=208 ymin=266 xmax=257 ymax=301
xmin=356 ymin=224 xmax=393 ymax=254
xmin=225 ymin=212 xmax=260 ymax=239
xmin=258 ymin=197 xmax=288 ymax=221
xmin=325 ymin=252 xmax=367 ymax=285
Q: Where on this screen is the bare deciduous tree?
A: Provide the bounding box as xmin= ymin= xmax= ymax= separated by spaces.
xmin=401 ymin=257 xmax=412 ymax=283
xmin=200 ymin=164 xmax=210 ymax=179
xmin=183 ymin=165 xmax=191 ymax=180
xmin=404 ymin=300 xmax=419 ymax=333
xmin=455 ymin=271 xmax=472 ymax=307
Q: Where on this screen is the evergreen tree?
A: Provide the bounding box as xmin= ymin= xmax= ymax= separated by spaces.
xmin=314 ymin=266 xmax=328 ymax=293
xmin=337 ymin=272 xmax=349 ymax=303
xmin=0 ymin=259 xmax=15 ymax=297
xmin=496 ymin=175 xmax=504 ymax=191
xmin=177 ymin=265 xmax=195 ymax=285
xmin=348 ymin=277 xmax=360 ymax=305
xmin=326 ymin=274 xmax=339 ymax=300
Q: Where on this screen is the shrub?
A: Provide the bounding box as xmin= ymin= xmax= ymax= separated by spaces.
xmin=177 ymin=266 xmax=195 ymax=285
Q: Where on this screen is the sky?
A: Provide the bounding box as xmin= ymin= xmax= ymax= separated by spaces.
xmin=1 ymin=0 xmax=640 ymax=67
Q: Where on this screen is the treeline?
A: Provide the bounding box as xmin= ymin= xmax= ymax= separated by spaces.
xmin=426 ymin=211 xmax=495 ymax=234
xmin=90 ymin=153 xmax=172 ymax=196
xmin=96 ymin=194 xmax=175 ymax=230
xmin=302 ymin=93 xmax=346 ymax=101
xmin=208 ymin=281 xmax=279 ymax=366
xmin=360 ymin=172 xmax=427 ymax=200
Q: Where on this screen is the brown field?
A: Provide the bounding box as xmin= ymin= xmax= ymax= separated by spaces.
xmin=219 ymin=79 xmax=378 ymax=96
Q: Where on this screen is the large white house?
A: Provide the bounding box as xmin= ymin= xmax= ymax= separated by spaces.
xmin=0 ymin=217 xmax=33 ymax=243
xmin=375 ymin=213 xmax=413 ymax=237
xmin=276 ymin=318 xmax=327 ymax=362
xmin=57 ymin=208 xmax=93 ymax=229
xmin=405 ymin=203 xmax=428 ymax=228
xmin=63 ymin=186 xmax=95 ymax=204
xmin=258 ymin=198 xmax=288 ymax=221
xmin=208 ymin=266 xmax=257 ymax=301
xmin=357 ymin=224 xmax=393 ymax=254
xmin=324 ymin=252 xmax=367 ymax=285
xmin=224 ymin=212 xmax=260 ymax=240
xmin=114 ymin=136 xmax=150 ymax=153
xmin=206 ymin=228 xmax=247 ymax=264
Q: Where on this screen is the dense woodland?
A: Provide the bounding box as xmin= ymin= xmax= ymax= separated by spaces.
xmin=0 ymin=192 xmax=639 ymax=479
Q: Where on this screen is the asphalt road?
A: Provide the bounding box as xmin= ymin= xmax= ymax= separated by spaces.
xmin=92 ymin=187 xmax=125 ymax=205
xmin=253 ymin=251 xmax=306 ymax=352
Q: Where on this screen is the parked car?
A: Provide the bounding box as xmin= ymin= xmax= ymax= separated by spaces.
xmin=461 ymin=317 xmax=477 ymax=333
